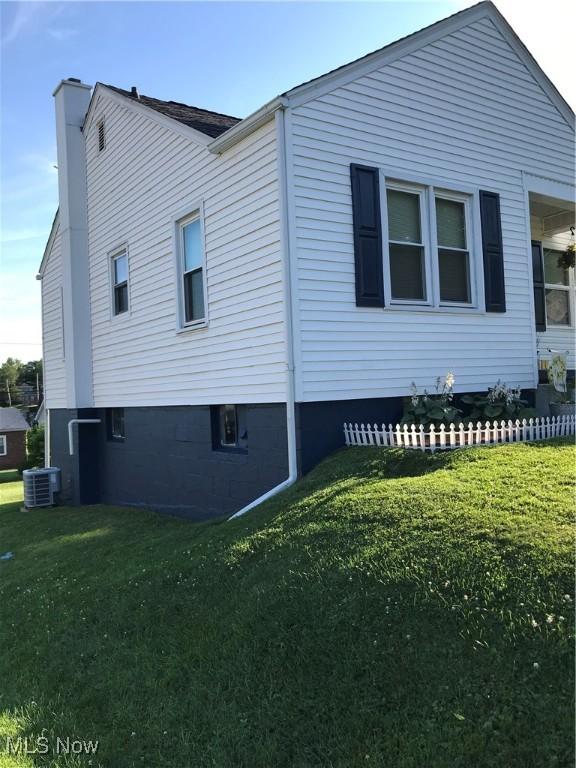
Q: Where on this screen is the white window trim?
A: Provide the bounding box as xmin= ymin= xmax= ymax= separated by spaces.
xmin=433 ymin=189 xmax=476 ymax=309
xmin=108 ymin=244 xmax=131 ymax=321
xmin=0 ymin=435 xmax=6 ymax=456
xmin=382 ymin=180 xmax=432 ymax=307
xmin=379 ymin=170 xmax=485 ymax=314
xmin=541 ymin=245 xmax=575 ymax=329
xmin=172 ymin=201 xmax=209 ymax=332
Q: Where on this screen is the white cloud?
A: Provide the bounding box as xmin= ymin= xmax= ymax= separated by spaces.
xmin=0 ymin=1 xmax=70 ymax=47
xmin=47 ymin=27 xmax=78 ymax=41
xmin=0 ymin=229 xmax=50 ymax=244
xmin=0 ymin=1 xmax=40 ymax=45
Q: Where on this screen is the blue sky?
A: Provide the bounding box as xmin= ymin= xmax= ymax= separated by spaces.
xmin=0 ymin=0 xmax=573 ymax=363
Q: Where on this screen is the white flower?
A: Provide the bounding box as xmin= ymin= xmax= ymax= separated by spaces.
xmin=546 ymin=614 xmax=554 ymax=624
xmin=530 ymin=618 xmax=539 ymax=628
xmin=445 ymin=372 xmax=455 ymax=390
xmin=533 ymin=662 xmax=540 ymax=670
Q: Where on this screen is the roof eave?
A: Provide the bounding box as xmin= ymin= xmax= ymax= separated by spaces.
xmin=279 ymin=1 xmax=573 ymax=128
xmin=37 ymin=209 xmax=60 ymax=279
xmin=208 ymin=96 xmax=289 ymax=154
xmin=85 ymin=84 xmax=217 ymax=147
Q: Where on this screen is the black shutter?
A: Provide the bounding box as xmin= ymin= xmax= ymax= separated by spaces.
xmin=350 ymin=164 xmax=384 ymax=307
xmin=479 ymin=190 xmax=506 ymax=312
xmin=531 ymin=240 xmax=546 ymax=331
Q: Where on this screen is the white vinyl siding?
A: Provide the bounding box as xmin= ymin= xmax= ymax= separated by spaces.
xmin=41 ymin=225 xmax=67 ymax=408
xmin=85 ymin=94 xmax=285 ymax=406
xmin=287 ymin=16 xmax=574 ymax=401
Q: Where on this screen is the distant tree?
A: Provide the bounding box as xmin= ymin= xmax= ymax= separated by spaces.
xmin=18 ymin=360 xmax=43 ymax=402
xmin=19 ymin=360 xmax=43 ymax=387
xmin=0 ymin=358 xmax=23 ymax=405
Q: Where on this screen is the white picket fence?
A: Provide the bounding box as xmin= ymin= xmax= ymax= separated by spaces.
xmin=344 ymin=415 xmax=575 ymax=452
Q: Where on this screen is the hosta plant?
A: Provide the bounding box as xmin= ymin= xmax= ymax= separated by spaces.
xmin=401 ymin=372 xmax=463 ymax=427
xmin=461 ymin=380 xmax=535 ymax=421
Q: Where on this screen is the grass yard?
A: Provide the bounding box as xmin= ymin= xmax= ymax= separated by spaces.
xmin=0 ymin=441 xmax=574 ymax=768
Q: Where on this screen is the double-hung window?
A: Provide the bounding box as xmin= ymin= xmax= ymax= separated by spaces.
xmin=178 ymin=212 xmax=206 ymax=326
xmin=384 ymin=180 xmax=475 ymax=308
xmin=543 ymin=248 xmax=572 ymax=326
xmin=111 ymin=250 xmax=129 ymax=315
xmin=435 ymin=195 xmax=471 ymax=304
xmin=387 ymin=187 xmax=427 ymax=302
xmin=0 ymin=435 xmax=6 ymax=456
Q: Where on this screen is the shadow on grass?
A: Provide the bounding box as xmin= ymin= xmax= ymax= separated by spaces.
xmin=0 ymin=469 xmax=20 ymax=484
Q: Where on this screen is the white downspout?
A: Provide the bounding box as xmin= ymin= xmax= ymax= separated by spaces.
xmin=68 ymin=419 xmax=101 ymax=455
xmin=229 ymin=107 xmax=297 ymax=520
xmin=45 ymin=408 xmax=51 ymax=467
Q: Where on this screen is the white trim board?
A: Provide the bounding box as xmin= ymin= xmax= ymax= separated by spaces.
xmin=211 ymin=1 xmax=574 ymax=154
xmin=282 ymin=2 xmax=574 ymax=130
xmin=83 ymin=85 xmax=214 ymax=148
xmin=37 ymin=210 xmax=60 ymax=279
xmin=522 ymin=172 xmax=576 ymax=201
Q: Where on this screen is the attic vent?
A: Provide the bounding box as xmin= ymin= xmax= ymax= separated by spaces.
xmin=97 ymin=119 xmax=106 ymax=152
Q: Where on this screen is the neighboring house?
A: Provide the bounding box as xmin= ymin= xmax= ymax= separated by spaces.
xmin=38 ymin=1 xmax=575 ymax=517
xmin=0 ymin=408 xmax=29 ymax=470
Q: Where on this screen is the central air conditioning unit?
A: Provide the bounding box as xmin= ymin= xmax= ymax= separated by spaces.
xmin=23 ymin=467 xmax=61 ymax=508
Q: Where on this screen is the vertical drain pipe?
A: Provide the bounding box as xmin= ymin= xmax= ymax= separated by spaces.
xmin=228 ymin=107 xmax=297 ymax=519
xmin=68 ymin=418 xmax=101 ymax=455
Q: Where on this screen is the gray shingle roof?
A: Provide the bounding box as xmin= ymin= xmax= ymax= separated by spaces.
xmin=0 ymin=407 xmax=30 ymax=432
xmin=103 ymin=84 xmax=241 ymax=138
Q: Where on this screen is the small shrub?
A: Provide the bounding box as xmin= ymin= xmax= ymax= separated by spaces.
xmin=25 ymin=425 xmax=45 ymax=469
xmin=401 ymin=372 xmax=463 ymax=427
xmin=461 ymin=381 xmax=534 ymax=421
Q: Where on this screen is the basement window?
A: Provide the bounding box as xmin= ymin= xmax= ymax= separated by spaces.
xmin=107 ymin=409 xmax=125 ymax=441
xmin=97 ymin=119 xmax=106 ymax=152
xmin=211 ymin=405 xmax=247 ymax=452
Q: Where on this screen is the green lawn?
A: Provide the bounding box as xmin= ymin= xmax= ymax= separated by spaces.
xmin=0 ymin=470 xmax=20 ymax=485
xmin=0 ymin=441 xmax=574 ymax=768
